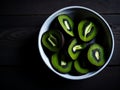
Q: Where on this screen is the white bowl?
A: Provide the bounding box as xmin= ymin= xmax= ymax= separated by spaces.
xmin=38 ymin=6 xmax=114 ymax=80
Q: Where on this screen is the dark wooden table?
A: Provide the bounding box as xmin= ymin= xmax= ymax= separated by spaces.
xmin=0 ymin=0 xmax=120 ymax=89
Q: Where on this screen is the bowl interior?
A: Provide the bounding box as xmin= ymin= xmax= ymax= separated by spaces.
xmin=38 ymin=6 xmax=114 ymax=80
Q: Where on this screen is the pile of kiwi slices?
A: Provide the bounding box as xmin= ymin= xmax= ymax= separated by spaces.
xmin=41 ymin=14 xmax=105 ymax=75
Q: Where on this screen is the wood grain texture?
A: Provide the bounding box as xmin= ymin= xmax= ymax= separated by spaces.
xmin=0 ymin=0 xmax=120 ymax=15
xmin=0 ymin=27 xmax=40 ymax=65
xmin=0 ymin=14 xmax=120 ymax=27
xmin=0 ymin=0 xmax=120 ymax=89
xmin=0 ymin=15 xmax=47 ymax=27
xmin=0 ymin=66 xmax=120 ymax=89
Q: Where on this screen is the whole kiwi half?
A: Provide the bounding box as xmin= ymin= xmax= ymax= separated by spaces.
xmin=42 ymin=30 xmax=64 ymax=52
xmin=68 ymin=39 xmax=86 ymax=60
xmin=51 ymin=53 xmax=72 ymax=73
xmin=58 ymin=14 xmax=74 ymax=37
xmin=87 ymin=43 xmax=105 ymax=67
xmin=78 ymin=20 xmax=97 ymax=42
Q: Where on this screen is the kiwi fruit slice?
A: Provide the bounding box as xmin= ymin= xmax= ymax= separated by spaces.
xmin=87 ymin=43 xmax=105 ymax=67
xmin=74 ymin=60 xmax=89 ymax=74
xmin=58 ymin=14 xmax=74 ymax=37
xmin=78 ymin=20 xmax=97 ymax=42
xmin=51 ymin=53 xmax=72 ymax=73
xmin=68 ymin=39 xmax=86 ymax=60
xmin=42 ymin=30 xmax=64 ymax=52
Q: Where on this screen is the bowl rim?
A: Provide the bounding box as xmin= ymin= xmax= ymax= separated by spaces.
xmin=38 ymin=6 xmax=115 ymax=80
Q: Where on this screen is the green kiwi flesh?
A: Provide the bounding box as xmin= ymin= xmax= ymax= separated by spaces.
xmin=74 ymin=60 xmax=89 ymax=74
xmin=78 ymin=20 xmax=97 ymax=42
xmin=51 ymin=53 xmax=72 ymax=73
xmin=87 ymin=43 xmax=105 ymax=67
xmin=68 ymin=39 xmax=86 ymax=60
xmin=42 ymin=30 xmax=64 ymax=52
xmin=58 ymin=14 xmax=74 ymax=37
xmin=68 ymin=39 xmax=80 ymax=60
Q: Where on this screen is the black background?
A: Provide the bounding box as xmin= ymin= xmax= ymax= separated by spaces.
xmin=0 ymin=0 xmax=120 ymax=90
